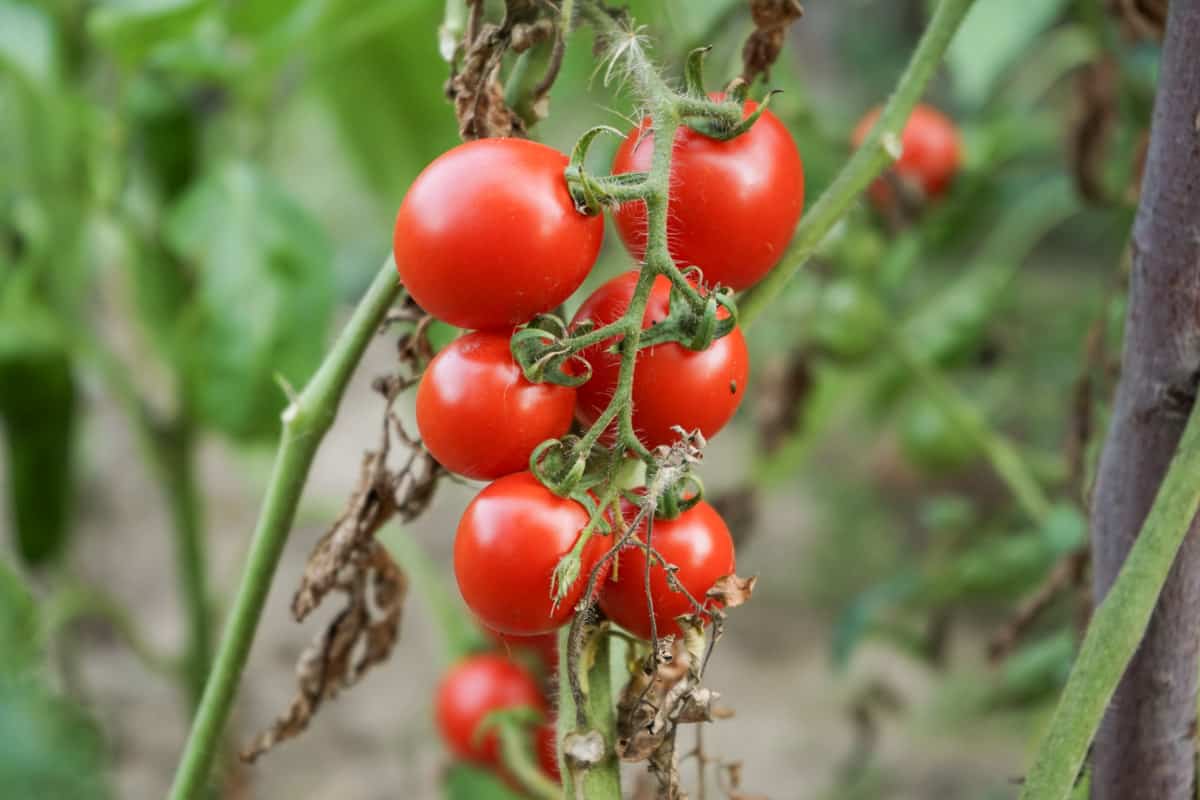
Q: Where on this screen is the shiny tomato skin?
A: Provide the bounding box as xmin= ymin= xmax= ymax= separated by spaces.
xmin=570 ymin=271 xmax=749 ymax=450
xmin=599 ymin=500 xmax=735 ymax=640
xmin=852 ymin=104 xmax=961 ymax=204
xmin=417 ymin=331 xmax=576 ymax=481
xmin=435 ymin=653 xmax=547 ymax=765
xmin=394 ymin=138 xmax=604 ymax=330
xmin=455 ymin=472 xmax=608 ymax=635
xmin=611 ymin=99 xmax=804 ymax=291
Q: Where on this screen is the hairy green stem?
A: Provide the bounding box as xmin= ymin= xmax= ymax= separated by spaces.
xmin=167 ymin=260 xmax=403 ymax=800
xmin=739 ymin=0 xmax=981 ymax=325
xmin=559 ymin=631 xmax=620 ymax=799
xmin=1019 ymin=401 xmax=1200 ymax=800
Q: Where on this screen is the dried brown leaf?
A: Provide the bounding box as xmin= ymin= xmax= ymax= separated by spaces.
xmin=741 ymin=0 xmax=804 ymax=84
xmin=706 ymin=574 xmax=757 ymax=609
xmin=242 ymin=543 xmax=406 ymax=762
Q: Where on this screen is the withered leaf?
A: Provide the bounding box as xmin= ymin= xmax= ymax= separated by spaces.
xmin=242 ymin=543 xmax=406 ymax=762
xmin=706 ymin=574 xmax=757 ymax=609
xmin=742 ymin=0 xmax=804 ymax=84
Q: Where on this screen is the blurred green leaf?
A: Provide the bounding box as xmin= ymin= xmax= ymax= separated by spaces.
xmin=165 ymin=162 xmax=334 ymax=441
xmin=0 ymin=561 xmax=40 ymax=674
xmin=947 ymin=0 xmax=1072 ymax=107
xmin=312 ymin=0 xmax=458 ymax=200
xmin=444 ymin=762 xmax=525 ymax=800
xmin=0 ymin=1 xmax=57 ymax=87
xmin=87 ymin=0 xmax=209 ymax=65
xmin=224 ymin=0 xmax=305 ymax=36
xmin=0 ymin=679 xmax=110 ymax=799
xmin=0 ymin=348 xmax=77 ymax=566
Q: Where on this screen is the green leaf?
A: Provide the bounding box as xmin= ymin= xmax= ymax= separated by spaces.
xmin=444 ymin=762 xmax=526 ymax=800
xmin=87 ymin=0 xmax=209 ymax=65
xmin=0 ymin=348 xmax=77 ymax=566
xmin=224 ymin=0 xmax=305 ymax=36
xmin=0 ymin=561 xmax=40 ymax=673
xmin=312 ymin=0 xmax=458 ymax=200
xmin=0 ymin=1 xmax=58 ymax=87
xmin=947 ymin=0 xmax=1072 ymax=107
xmin=0 ymin=679 xmax=110 ymax=800
xmin=165 ymin=162 xmax=335 ymax=441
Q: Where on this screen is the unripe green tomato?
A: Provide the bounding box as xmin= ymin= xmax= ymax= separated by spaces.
xmin=837 ymin=228 xmax=886 ymax=276
xmin=811 ymin=280 xmax=888 ymax=362
xmin=899 ymin=397 xmax=979 ymax=474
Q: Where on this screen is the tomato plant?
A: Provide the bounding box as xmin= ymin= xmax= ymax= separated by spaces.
xmin=454 ymin=472 xmax=608 ymax=636
xmin=611 ymin=98 xmax=805 ymax=291
xmin=435 ymin=653 xmax=546 ymax=765
xmin=600 ymin=499 xmax=735 ymax=640
xmin=393 ymin=139 xmax=604 ymax=330
xmin=571 ymin=271 xmax=749 ymax=450
xmin=417 ymin=331 xmax=576 ymax=481
xmin=852 ymin=103 xmax=961 ymax=207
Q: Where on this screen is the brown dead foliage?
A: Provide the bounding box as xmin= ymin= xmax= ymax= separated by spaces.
xmin=742 ymin=0 xmax=804 ymax=84
xmin=446 ymin=1 xmax=561 ymax=139
xmin=241 ymin=312 xmax=443 ymax=762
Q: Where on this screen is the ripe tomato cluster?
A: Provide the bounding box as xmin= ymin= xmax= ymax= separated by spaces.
xmin=394 ymin=99 xmax=803 ymax=652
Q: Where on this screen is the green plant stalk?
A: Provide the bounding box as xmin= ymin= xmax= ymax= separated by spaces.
xmin=155 ymin=420 xmax=212 ymax=710
xmin=497 ymin=722 xmax=563 ymax=800
xmin=43 ymin=582 xmax=179 ymax=679
xmin=559 ymin=630 xmax=621 ymax=799
xmin=76 ymin=336 xmax=213 ymax=709
xmin=167 ymin=259 xmax=404 ymax=800
xmin=739 ymin=0 xmax=981 ymax=325
xmin=1019 ymin=401 xmax=1200 ymax=800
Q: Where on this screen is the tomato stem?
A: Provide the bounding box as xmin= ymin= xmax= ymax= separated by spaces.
xmin=738 ymin=0 xmax=982 ymax=325
xmin=166 ymin=258 xmax=405 ymax=800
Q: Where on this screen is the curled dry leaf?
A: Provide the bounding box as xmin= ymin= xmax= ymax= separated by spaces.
xmin=706 ymin=574 xmax=757 ymax=609
xmin=446 ymin=3 xmax=561 ymax=139
xmin=742 ymin=0 xmax=804 ymax=84
xmin=244 ymin=319 xmax=443 ymax=762
xmin=242 ymin=543 xmax=406 ymax=762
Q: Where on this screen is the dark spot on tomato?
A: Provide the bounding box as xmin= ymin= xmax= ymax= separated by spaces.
xmin=729 ymin=380 xmax=738 ymax=394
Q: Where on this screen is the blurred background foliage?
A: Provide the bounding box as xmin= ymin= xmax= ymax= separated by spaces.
xmin=0 ymin=0 xmax=1163 ymax=797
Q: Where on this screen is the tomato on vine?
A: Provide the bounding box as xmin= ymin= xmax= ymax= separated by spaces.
xmin=852 ymin=103 xmax=961 ymax=206
xmin=600 ymin=499 xmax=735 ymax=640
xmin=417 ymin=331 xmax=576 ymax=481
xmin=611 ymin=97 xmax=805 ymax=291
xmin=435 ymin=653 xmax=546 ymax=765
xmin=394 ymin=139 xmax=604 ymax=330
xmin=571 ymin=271 xmax=749 ymax=450
xmin=455 ymin=471 xmax=609 ymax=636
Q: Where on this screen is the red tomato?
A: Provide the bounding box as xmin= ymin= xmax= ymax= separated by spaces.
xmin=571 ymin=272 xmax=749 ymax=450
xmin=851 ymin=104 xmax=961 ymax=205
xmin=488 ymin=628 xmax=560 ymax=672
xmin=611 ymin=98 xmax=804 ymax=291
xmin=599 ymin=500 xmax=735 ymax=640
xmin=417 ymin=332 xmax=576 ymax=481
xmin=455 ymin=472 xmax=609 ymax=635
xmin=394 ymin=139 xmax=604 ymax=330
xmin=435 ymin=653 xmax=546 ymax=765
